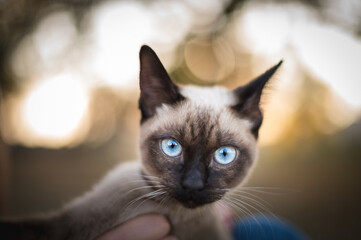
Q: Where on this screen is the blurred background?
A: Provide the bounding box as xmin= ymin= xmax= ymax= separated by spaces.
xmin=0 ymin=0 xmax=360 ymax=239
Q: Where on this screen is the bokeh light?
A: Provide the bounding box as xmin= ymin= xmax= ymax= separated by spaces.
xmin=184 ymin=36 xmax=235 ymax=83
xmin=292 ymin=23 xmax=361 ymax=108
xmin=88 ymin=1 xmax=153 ymax=88
xmin=11 ymin=11 xmax=78 ymax=80
xmin=22 ymin=73 xmax=89 ymax=141
xmin=236 ymin=3 xmax=295 ymax=55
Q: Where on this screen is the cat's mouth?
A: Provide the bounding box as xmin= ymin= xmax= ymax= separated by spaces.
xmin=172 ymin=190 xmax=224 ymax=209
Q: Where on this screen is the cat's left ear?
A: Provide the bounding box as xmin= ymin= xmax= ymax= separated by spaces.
xmin=232 ymin=60 xmax=283 ymax=138
xmin=139 ymin=45 xmax=184 ymax=123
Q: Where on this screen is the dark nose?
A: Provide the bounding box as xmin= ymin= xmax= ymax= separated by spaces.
xmin=182 ymin=167 xmax=204 ymax=191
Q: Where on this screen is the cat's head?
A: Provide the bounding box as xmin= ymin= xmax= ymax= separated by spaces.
xmin=138 ymin=46 xmax=281 ymax=208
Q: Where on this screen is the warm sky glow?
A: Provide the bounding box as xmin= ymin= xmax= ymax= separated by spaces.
xmin=22 ymin=73 xmax=89 ymax=142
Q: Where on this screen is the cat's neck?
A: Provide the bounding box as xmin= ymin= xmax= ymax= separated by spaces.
xmin=65 ymin=160 xmax=215 ymax=226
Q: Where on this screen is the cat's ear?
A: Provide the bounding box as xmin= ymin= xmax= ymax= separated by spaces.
xmin=139 ymin=45 xmax=184 ymax=123
xmin=232 ymin=60 xmax=283 ymax=138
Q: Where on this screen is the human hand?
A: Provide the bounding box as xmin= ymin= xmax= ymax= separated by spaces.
xmin=96 ymin=214 xmax=177 ymax=240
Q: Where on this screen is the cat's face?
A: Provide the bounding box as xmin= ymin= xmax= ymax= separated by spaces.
xmin=138 ymin=46 xmax=281 ymax=208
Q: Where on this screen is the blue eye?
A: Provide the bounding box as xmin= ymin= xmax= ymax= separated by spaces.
xmin=161 ymin=139 xmax=182 ymax=157
xmin=214 ymin=147 xmax=237 ymax=164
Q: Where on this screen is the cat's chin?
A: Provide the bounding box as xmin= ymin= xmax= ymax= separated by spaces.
xmin=173 ymin=193 xmax=222 ymax=209
xmin=180 ymin=200 xmax=211 ymax=209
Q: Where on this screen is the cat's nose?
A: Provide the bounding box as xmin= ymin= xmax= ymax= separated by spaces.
xmin=182 ymin=167 xmax=204 ymax=191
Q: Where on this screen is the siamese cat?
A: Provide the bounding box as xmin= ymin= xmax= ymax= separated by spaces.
xmin=0 ymin=45 xmax=282 ymax=240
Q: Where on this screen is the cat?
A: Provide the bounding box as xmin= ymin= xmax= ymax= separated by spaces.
xmin=0 ymin=45 xmax=282 ymax=240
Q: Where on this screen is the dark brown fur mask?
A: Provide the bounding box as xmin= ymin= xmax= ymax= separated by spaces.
xmin=138 ymin=46 xmax=282 ymax=208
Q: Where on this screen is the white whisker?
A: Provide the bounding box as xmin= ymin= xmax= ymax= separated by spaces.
xmin=230 ymin=192 xmax=272 ymax=208
xmin=124 ymin=189 xmax=164 ymax=211
xmin=236 ymin=186 xmax=297 ymax=195
xmin=134 ymin=191 xmax=166 ymax=212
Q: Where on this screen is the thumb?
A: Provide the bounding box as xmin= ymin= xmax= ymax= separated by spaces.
xmin=97 ymin=214 xmax=171 ymax=240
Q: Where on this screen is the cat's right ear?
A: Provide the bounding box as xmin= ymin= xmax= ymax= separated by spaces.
xmin=139 ymin=45 xmax=184 ymax=123
xmin=232 ymin=61 xmax=282 ymax=138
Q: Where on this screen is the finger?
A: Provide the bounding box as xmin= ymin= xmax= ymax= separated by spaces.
xmin=97 ymin=214 xmax=170 ymax=240
xmin=214 ymin=203 xmax=235 ymax=229
xmin=161 ymin=236 xmax=178 ymax=240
